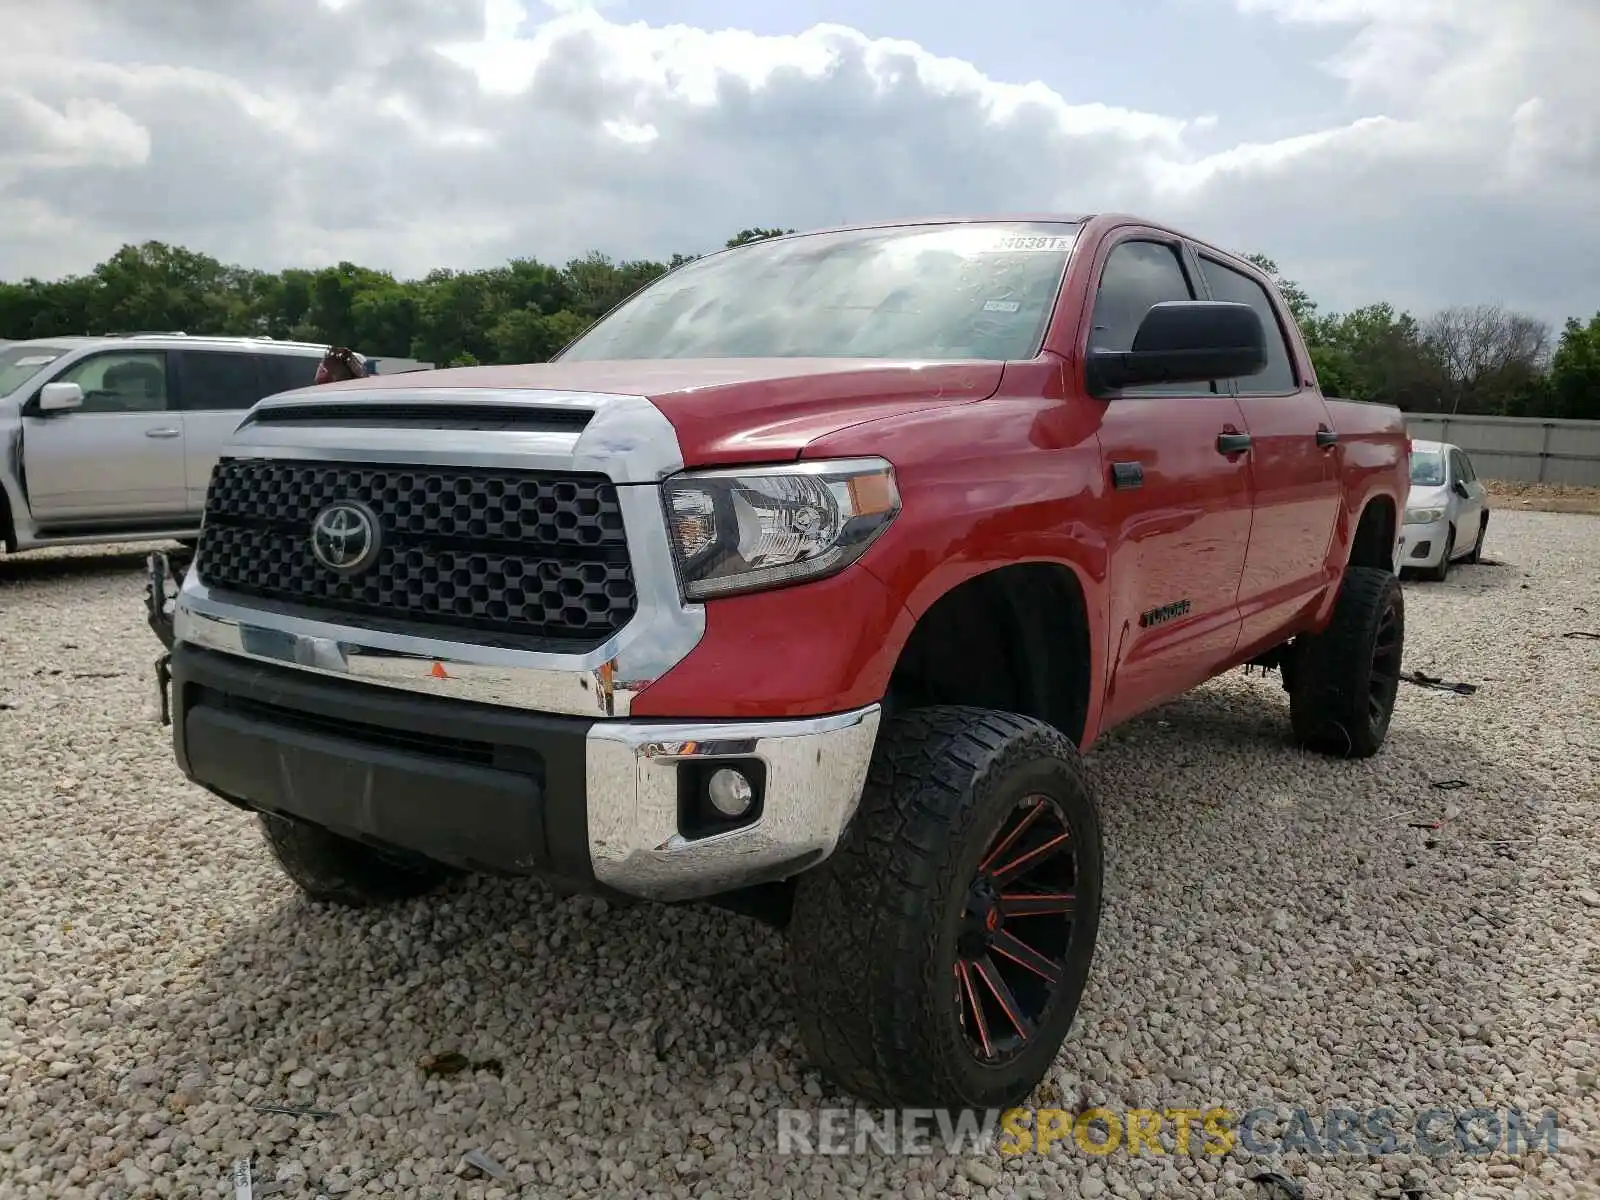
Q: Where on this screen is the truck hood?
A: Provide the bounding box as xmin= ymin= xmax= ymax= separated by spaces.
xmin=309 ymin=358 xmax=1006 ymax=467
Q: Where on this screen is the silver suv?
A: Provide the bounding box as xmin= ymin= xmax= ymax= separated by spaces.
xmin=1 ymin=334 xmax=348 ymax=554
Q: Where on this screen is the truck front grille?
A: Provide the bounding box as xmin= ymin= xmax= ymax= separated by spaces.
xmin=196 ymin=459 xmax=637 ymax=645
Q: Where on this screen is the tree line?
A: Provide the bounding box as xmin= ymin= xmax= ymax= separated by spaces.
xmin=1244 ymin=255 xmax=1596 ymax=420
xmin=2 ymin=229 xmax=1594 ymax=419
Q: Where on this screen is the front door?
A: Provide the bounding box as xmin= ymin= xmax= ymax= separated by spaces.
xmin=1194 ymin=253 xmax=1344 ymax=651
xmin=21 ymin=350 xmax=188 ymax=525
xmin=1449 ymin=448 xmax=1486 ymax=556
xmin=1089 ymin=236 xmax=1254 ymax=728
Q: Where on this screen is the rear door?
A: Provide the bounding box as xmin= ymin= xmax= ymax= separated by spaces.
xmin=175 ymin=350 xmax=320 ymax=513
xmin=1090 ymin=234 xmax=1254 ymax=727
xmin=21 ymin=349 xmax=187 ymax=524
xmin=1193 ymin=252 xmax=1343 ymax=653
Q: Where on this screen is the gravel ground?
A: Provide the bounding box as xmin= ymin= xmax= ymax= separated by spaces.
xmin=1 ymin=514 xmax=1597 ymax=1200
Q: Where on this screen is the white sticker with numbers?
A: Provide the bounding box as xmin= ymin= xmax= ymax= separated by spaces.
xmin=982 ymin=235 xmax=1075 ymax=253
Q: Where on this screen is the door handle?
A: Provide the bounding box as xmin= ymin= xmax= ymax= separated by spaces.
xmin=1216 ymin=432 xmax=1252 ymax=455
xmin=1316 ymin=427 xmax=1338 ymax=448
xmin=144 ymin=428 xmax=181 ymax=439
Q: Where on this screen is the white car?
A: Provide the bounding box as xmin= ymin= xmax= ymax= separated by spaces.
xmin=1397 ymin=438 xmax=1491 ymax=580
xmin=1 ymin=334 xmax=360 ymax=555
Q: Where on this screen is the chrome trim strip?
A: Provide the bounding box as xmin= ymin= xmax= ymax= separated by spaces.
xmin=169 ymin=388 xmax=705 ymax=717
xmin=585 ymin=705 xmax=881 ymax=901
xmin=232 ymin=388 xmax=683 ymax=483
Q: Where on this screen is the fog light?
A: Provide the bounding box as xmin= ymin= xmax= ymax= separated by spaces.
xmin=707 ymin=767 xmax=754 ymax=817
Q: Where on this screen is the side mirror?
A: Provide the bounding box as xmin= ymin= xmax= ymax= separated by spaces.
xmin=1452 ymin=480 xmax=1469 ymax=499
xmin=38 ymin=382 xmax=84 ymax=413
xmin=1088 ymin=301 xmax=1268 ymax=394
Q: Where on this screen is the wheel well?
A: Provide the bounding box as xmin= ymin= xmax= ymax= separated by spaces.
xmin=885 ymin=563 xmax=1091 ymax=747
xmin=1348 ymin=497 xmax=1396 ymax=573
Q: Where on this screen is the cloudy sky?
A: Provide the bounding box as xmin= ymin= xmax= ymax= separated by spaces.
xmin=3 ymin=0 xmax=1596 ymax=325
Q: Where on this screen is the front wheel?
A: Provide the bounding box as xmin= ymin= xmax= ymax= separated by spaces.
xmin=1424 ymin=527 xmax=1454 ymax=582
xmin=1288 ymin=566 xmax=1405 ymax=759
xmin=1466 ymin=513 xmax=1489 ymax=564
xmin=787 ymin=706 xmax=1103 ymax=1110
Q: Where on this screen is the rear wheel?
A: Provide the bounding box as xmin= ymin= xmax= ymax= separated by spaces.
xmin=1288 ymin=566 xmax=1405 ymax=759
xmin=787 ymin=706 xmax=1102 ymax=1109
xmin=258 ymin=811 xmax=456 ymax=907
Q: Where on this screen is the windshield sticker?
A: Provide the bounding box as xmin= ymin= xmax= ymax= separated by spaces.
xmin=980 ymin=235 xmax=1075 ymax=254
xmin=983 ymin=300 xmax=1022 ymax=313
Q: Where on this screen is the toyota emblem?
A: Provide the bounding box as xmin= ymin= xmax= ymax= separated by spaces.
xmin=310 ymin=501 xmax=381 ymax=574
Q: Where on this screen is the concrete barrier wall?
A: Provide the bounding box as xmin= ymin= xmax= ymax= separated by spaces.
xmin=1401 ymin=414 xmax=1600 ymax=486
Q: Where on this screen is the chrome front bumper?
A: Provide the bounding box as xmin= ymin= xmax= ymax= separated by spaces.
xmin=162 ymin=636 xmax=881 ymax=903
xmin=586 ymin=707 xmax=881 ymax=900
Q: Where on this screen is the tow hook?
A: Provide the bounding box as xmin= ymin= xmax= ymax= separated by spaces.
xmin=145 ymin=550 xmax=177 ymax=652
xmin=145 ymin=551 xmax=178 ymax=726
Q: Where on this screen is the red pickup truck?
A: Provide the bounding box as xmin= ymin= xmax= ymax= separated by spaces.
xmin=149 ymin=213 xmax=1410 ymax=1111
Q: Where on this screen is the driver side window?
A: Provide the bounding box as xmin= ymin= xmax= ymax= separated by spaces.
xmin=51 ymin=352 xmax=171 ymax=414
xmin=1089 ymin=240 xmax=1205 ymax=396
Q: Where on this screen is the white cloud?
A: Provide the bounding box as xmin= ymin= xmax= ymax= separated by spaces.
xmin=0 ymin=0 xmax=1595 ymax=326
xmin=0 ymin=93 xmax=151 ymax=174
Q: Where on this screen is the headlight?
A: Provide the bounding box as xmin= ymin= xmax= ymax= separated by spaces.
xmin=1405 ymin=506 xmax=1445 ymax=524
xmin=664 ymin=457 xmax=901 ymax=600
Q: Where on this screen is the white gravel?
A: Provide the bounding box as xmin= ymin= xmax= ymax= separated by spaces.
xmin=1 ymin=514 xmax=1597 ymax=1200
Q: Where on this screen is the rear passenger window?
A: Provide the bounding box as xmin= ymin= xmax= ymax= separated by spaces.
xmin=256 ymin=354 xmax=321 ymax=397
xmin=1089 ymin=240 xmax=1200 ymax=395
xmin=1199 ymin=258 xmax=1297 ymax=393
xmin=177 ymin=351 xmax=261 ymax=411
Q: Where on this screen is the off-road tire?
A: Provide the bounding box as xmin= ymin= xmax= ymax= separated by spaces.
xmin=1466 ymin=513 xmax=1488 ymax=564
xmin=258 ymin=811 xmax=455 ymax=907
xmin=1424 ymin=526 xmax=1454 ymax=582
xmin=787 ymin=705 xmax=1103 ymax=1110
xmin=1288 ymin=566 xmax=1405 ymax=759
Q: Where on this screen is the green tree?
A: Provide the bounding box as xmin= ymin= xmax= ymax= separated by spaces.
xmin=1243 ymin=252 xmax=1319 ymax=332
xmin=89 ymin=242 xmax=236 ymax=334
xmin=726 ymin=227 xmax=795 ymax=249
xmin=1547 ymin=313 xmax=1600 ymax=421
xmin=0 ymin=230 xmax=1588 ymax=413
xmin=1320 ymin=303 xmax=1448 ymax=410
xmin=489 ymin=307 xmax=593 ymax=363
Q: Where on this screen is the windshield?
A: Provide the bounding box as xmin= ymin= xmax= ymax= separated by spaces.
xmin=556 ymin=222 xmax=1080 ymax=363
xmin=1410 ymin=450 xmax=1446 ymax=487
xmin=0 ymin=344 xmax=72 ymax=395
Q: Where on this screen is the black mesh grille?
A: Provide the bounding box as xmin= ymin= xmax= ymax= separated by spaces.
xmin=197 ymin=459 xmax=636 ymax=644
